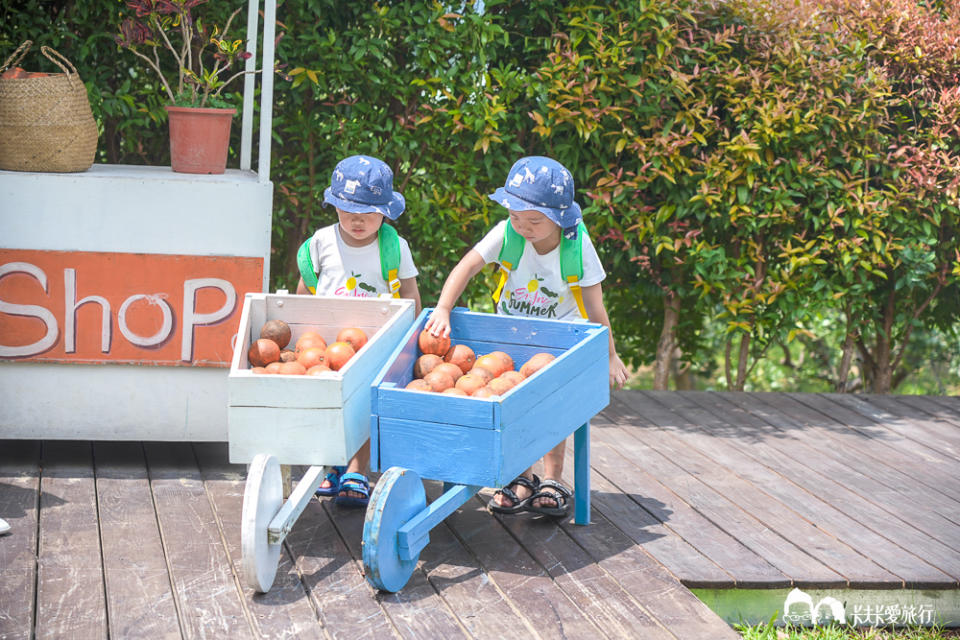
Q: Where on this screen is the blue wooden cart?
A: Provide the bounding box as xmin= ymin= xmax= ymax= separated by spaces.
xmin=362 ymin=308 xmax=610 ymax=592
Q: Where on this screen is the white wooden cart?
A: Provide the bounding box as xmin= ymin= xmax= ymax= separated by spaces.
xmin=228 ymin=292 xmax=415 ymax=592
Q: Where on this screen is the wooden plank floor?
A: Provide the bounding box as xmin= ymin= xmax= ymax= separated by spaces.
xmin=1 ymin=390 xmax=958 ymax=639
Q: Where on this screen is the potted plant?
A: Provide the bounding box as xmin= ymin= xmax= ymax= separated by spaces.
xmin=116 ymin=0 xmax=256 ymax=174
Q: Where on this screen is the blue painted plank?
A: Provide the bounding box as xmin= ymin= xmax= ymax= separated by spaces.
xmin=376 ymin=418 xmax=500 ymax=486
xmin=499 ymin=325 xmax=608 ymax=419
xmin=370 ymin=308 xmax=427 ymax=391
xmin=447 ymin=310 xmax=600 ymax=350
xmin=370 ymin=414 xmax=380 ymax=472
xmin=377 ymin=386 xmax=496 ymax=429
xmin=498 ymin=355 xmax=609 ymax=484
xmin=574 ymin=422 xmax=591 ymax=525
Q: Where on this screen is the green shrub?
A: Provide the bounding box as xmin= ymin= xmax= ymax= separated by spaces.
xmin=3 ymin=0 xmax=957 ymax=394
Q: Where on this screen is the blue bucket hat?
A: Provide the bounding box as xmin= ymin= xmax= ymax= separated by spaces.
xmin=323 ymin=155 xmax=405 ymax=220
xmin=489 ymin=156 xmax=583 ymax=238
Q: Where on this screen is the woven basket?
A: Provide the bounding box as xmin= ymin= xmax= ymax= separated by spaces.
xmin=0 ymin=41 xmax=98 ymax=173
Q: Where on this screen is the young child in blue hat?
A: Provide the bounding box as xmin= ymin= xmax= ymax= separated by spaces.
xmin=298 ymin=154 xmax=422 ymax=507
xmin=425 ymin=155 xmax=628 ymax=517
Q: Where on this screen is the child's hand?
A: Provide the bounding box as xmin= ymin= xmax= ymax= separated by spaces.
xmin=424 ymin=307 xmax=452 ymax=338
xmin=610 ymin=353 xmax=629 ymax=389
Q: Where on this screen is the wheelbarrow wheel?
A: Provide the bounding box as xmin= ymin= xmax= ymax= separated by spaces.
xmin=362 ymin=466 xmax=426 ymax=592
xmin=241 ymin=453 xmax=283 ymax=593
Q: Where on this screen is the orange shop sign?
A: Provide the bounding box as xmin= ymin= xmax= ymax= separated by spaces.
xmin=0 ymin=249 xmax=263 ymax=367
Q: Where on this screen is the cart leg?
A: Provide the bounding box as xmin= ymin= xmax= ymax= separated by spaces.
xmin=281 ymin=464 xmax=292 ymax=498
xmin=267 ymin=466 xmax=326 ymax=545
xmin=573 ymin=421 xmax=591 ymax=525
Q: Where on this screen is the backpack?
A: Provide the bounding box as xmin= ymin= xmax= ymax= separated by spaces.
xmin=492 ymin=220 xmax=588 ymax=319
xmin=297 ymin=224 xmax=402 ymax=297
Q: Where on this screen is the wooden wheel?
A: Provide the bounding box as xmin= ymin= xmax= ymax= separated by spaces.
xmin=241 ymin=453 xmax=283 ymax=593
xmin=361 ymin=466 xmax=426 ymax=592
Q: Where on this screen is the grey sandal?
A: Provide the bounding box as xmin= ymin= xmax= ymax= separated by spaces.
xmin=527 ymin=479 xmax=572 ymax=517
xmin=487 ymin=474 xmax=540 ymax=514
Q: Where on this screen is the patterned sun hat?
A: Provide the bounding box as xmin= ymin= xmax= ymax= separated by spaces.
xmin=488 ymin=156 xmax=583 ymax=235
xmin=323 ymin=155 xmax=405 ymax=219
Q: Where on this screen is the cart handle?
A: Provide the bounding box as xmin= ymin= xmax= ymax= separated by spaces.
xmin=397 ymin=483 xmax=481 ymax=561
xmin=267 ymin=466 xmax=326 ymax=544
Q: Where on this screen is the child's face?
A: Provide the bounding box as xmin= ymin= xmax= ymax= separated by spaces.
xmin=508 ymin=209 xmax=559 ymax=245
xmin=337 ymin=208 xmax=384 ymax=246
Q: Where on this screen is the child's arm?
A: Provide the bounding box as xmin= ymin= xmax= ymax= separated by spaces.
xmin=399 ymin=277 xmax=422 ymax=316
xmin=296 ymin=277 xmax=309 ymax=295
xmin=581 ymin=282 xmax=629 ymax=389
xmin=425 ymin=249 xmax=487 ymax=338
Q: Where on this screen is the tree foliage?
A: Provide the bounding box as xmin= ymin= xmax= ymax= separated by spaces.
xmin=2 ymin=0 xmax=957 ymax=394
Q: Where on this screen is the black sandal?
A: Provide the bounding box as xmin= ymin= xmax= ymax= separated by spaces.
xmin=527 ymin=479 xmax=572 ymax=517
xmin=487 ymin=474 xmax=540 ymax=514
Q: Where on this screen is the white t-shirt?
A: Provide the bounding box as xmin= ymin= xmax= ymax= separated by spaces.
xmin=306 ymin=223 xmax=418 ymax=298
xmin=473 ymin=220 xmax=606 ymax=321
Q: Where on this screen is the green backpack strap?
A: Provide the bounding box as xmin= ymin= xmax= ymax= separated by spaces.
xmin=560 ymin=221 xmax=586 ymax=280
xmin=297 ymin=238 xmax=318 ymax=294
xmin=493 ymin=219 xmax=588 ymax=318
xmin=298 ymin=225 xmax=401 ymax=297
xmin=560 ymin=221 xmax=588 ymax=318
xmin=493 ymin=220 xmax=526 ymax=305
xmin=378 ymin=223 xmax=402 ymax=298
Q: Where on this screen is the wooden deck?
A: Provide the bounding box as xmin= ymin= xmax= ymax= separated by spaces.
xmin=1 ymin=390 xmax=958 ymax=638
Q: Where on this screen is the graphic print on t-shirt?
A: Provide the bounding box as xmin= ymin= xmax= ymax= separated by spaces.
xmin=336 ymin=270 xmax=378 ymax=297
xmin=499 ymin=272 xmax=564 ymax=318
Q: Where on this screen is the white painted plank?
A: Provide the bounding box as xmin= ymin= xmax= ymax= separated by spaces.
xmin=0 ymin=364 xmax=228 ymax=441
xmin=0 ymin=165 xmax=272 ymax=258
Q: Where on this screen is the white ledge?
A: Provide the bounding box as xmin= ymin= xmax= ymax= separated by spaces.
xmin=0 ymin=163 xmax=263 ymax=184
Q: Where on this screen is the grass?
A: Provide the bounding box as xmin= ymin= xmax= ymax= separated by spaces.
xmin=735 ymin=622 xmax=960 ymax=639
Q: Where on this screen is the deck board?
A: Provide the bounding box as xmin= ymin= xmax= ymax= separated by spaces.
xmin=323 ymin=494 xmax=466 ymax=640
xmin=281 ymin=482 xmax=398 ymax=639
xmin=35 ymin=442 xmax=107 ymax=640
xmin=672 ymin=392 xmax=959 ymax=587
xmin=438 ymin=486 xmax=606 ymax=640
xmin=144 ymin=442 xmax=256 ymax=640
xmin=724 ymin=392 xmax=960 ymax=517
xmin=94 ymin=442 xmax=182 ymax=640
xmin=552 ymin=479 xmax=741 ymax=640
xmin=588 ymin=425 xmax=793 ymax=588
xmin=192 ymin=445 xmax=323 ymax=640
xmin=826 ymin=393 xmax=960 ymax=459
xmin=1 ymin=390 xmax=958 ymax=638
xmin=608 ymin=394 xmax=871 ymax=587
xmin=413 ymin=501 xmax=534 ymax=639
xmin=0 ymin=441 xmax=40 ymax=640
xmin=475 ymin=491 xmax=677 ymax=640
xmin=788 ymin=393 xmax=960 ymax=470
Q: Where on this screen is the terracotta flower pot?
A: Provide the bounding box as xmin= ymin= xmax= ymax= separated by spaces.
xmin=165 ymin=105 xmax=236 ymax=174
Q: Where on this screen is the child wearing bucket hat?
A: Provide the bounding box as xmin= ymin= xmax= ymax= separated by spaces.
xmin=425 ymin=155 xmax=628 ymax=517
xmin=297 ymin=154 xmax=422 ymax=507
